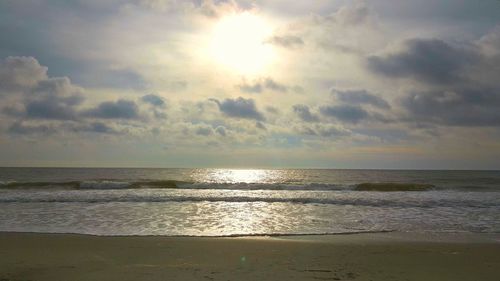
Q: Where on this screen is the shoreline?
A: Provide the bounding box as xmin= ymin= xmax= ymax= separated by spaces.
xmin=1 ymin=230 xmax=498 ymax=241
xmin=1 ymin=232 xmax=499 ymax=281
xmin=0 ymin=229 xmax=396 ymax=238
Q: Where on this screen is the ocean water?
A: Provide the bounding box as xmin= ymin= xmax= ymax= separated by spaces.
xmin=0 ymin=168 xmax=499 ymax=236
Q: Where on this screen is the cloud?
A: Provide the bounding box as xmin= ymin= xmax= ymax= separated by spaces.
xmin=83 ymin=99 xmax=140 ymax=119
xmin=84 ymin=122 xmax=119 ymax=134
xmin=332 ymin=89 xmax=390 ymax=109
xmin=239 ymin=82 xmax=263 ymax=94
xmin=137 ymin=0 xmax=178 ymax=11
xmin=7 ymin=122 xmax=55 ymax=135
xmin=238 ymin=78 xmax=288 ymax=93
xmin=22 ymin=77 xmax=84 ymax=120
xmin=316 ymin=124 xmax=351 ymax=137
xmin=211 ymin=97 xmax=265 ymax=121
xmin=402 ymin=87 xmax=500 ymax=127
xmin=280 ymin=1 xmax=383 ymax=54
xmin=264 ymin=78 xmax=288 ymax=92
xmin=141 ymin=94 xmax=166 ymax=107
xmin=197 ymin=0 xmax=240 ymax=18
xmin=478 ymin=25 xmax=500 ymax=57
xmin=215 ymin=126 xmax=226 ymax=136
xmin=293 ymin=104 xmax=319 ymax=122
xmin=6 ymin=120 xmax=119 ymax=137
xmin=255 ymin=121 xmax=266 ymax=130
xmin=367 ymin=38 xmax=476 ymax=84
xmin=266 ymin=35 xmax=304 ymax=48
xmin=371 ymin=28 xmax=500 ymax=128
xmin=0 ymin=56 xmax=48 ymax=93
xmin=24 ymin=98 xmax=79 ymax=120
xmin=332 ymin=1 xmax=372 ymax=26
xmin=296 ymin=123 xmax=351 ymax=138
xmin=320 ymin=104 xmax=368 ymax=124
xmin=195 ymin=124 xmax=214 ymax=136
xmin=0 ymin=58 xmax=85 ymax=120
xmin=265 ymin=106 xmax=279 ymax=114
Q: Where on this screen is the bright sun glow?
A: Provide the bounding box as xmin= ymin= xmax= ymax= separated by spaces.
xmin=193 ymin=169 xmax=286 ymax=184
xmin=209 ymin=12 xmax=275 ymax=75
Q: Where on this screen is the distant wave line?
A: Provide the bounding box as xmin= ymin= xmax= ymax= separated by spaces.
xmin=1 ymin=180 xmax=499 ymax=191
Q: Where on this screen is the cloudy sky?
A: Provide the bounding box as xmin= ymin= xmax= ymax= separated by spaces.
xmin=1 ymin=0 xmax=499 ymax=169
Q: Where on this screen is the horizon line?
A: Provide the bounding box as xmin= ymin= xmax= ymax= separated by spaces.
xmin=0 ymin=166 xmax=499 ymax=171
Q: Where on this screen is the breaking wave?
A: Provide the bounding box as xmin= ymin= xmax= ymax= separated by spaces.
xmin=1 ymin=179 xmax=498 ymax=192
xmin=0 ymin=193 xmax=497 ymax=208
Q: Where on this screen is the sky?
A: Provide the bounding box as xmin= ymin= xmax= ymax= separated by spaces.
xmin=0 ymin=0 xmax=500 ymax=169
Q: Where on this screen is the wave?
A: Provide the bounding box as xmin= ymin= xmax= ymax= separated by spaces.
xmin=1 ymin=180 xmax=498 ymax=192
xmin=0 ymin=180 xmax=350 ymax=191
xmin=0 ymin=181 xmax=81 ymax=189
xmin=354 ymin=183 xmax=434 ymax=191
xmin=0 ymin=180 xmax=181 ymax=190
xmin=0 ymin=194 xmax=496 ymax=208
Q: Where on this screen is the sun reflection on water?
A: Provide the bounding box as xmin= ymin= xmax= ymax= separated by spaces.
xmin=188 ymin=169 xmax=288 ymax=235
xmin=192 ymin=169 xmax=287 ymax=184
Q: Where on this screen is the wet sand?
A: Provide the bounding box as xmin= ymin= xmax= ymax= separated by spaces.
xmin=0 ymin=232 xmax=499 ymax=281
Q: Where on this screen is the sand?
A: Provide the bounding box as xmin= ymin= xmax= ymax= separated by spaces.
xmin=0 ymin=232 xmax=499 ymax=281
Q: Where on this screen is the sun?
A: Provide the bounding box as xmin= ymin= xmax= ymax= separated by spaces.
xmin=209 ymin=12 xmax=276 ymax=75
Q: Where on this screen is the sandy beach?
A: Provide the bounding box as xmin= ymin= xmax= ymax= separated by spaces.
xmin=0 ymin=232 xmax=498 ymax=281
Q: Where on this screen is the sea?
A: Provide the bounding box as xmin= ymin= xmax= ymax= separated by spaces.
xmin=0 ymin=168 xmax=499 ymax=236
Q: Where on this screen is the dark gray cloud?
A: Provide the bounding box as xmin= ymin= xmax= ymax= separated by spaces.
xmin=83 ymin=99 xmax=139 ymax=119
xmin=67 ymin=122 xmax=119 ymax=135
xmin=316 ymin=125 xmax=351 ymax=137
xmin=84 ymin=122 xmax=118 ymax=134
xmin=24 ymin=98 xmax=79 ymax=120
xmin=402 ymin=87 xmax=500 ymax=127
xmin=293 ymin=104 xmax=319 ymax=122
xmin=367 ymin=38 xmax=476 ymax=84
xmin=211 ymin=97 xmax=265 ymax=121
xmin=296 ymin=124 xmax=351 ymax=138
xmin=374 ymin=29 xmax=500 ymax=127
xmin=3 ymin=99 xmax=81 ymax=121
xmin=320 ymin=104 xmax=369 ymax=124
xmin=238 ymin=78 xmax=288 ymax=93
xmin=332 ymin=89 xmax=390 ymax=109
xmin=141 ymin=94 xmax=165 ymax=107
xmin=195 ymin=125 xmax=214 ymax=136
xmin=256 ymin=121 xmax=267 ymax=130
xmin=7 ymin=120 xmax=119 ymax=136
xmin=266 ymin=35 xmax=304 ymax=48
xmin=215 ymin=126 xmax=226 ymax=136
xmin=7 ymin=122 xmax=55 ymax=135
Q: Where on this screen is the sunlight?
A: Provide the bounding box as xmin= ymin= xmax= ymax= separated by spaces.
xmin=215 ymin=169 xmax=268 ymax=183
xmin=192 ymin=169 xmax=286 ymax=184
xmin=209 ymin=12 xmax=276 ymax=75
